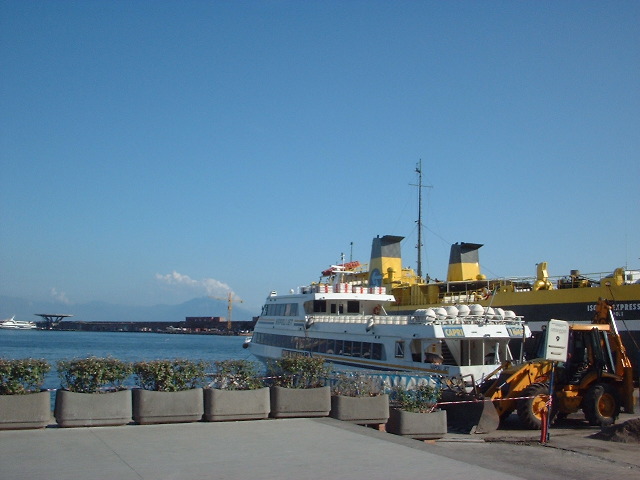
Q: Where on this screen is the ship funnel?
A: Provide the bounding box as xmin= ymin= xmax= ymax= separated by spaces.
xmin=447 ymin=242 xmax=483 ymax=282
xmin=368 ymin=235 xmax=404 ymax=287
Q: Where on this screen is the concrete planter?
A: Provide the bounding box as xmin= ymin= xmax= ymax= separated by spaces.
xmin=0 ymin=391 xmax=51 ymax=430
xmin=330 ymin=394 xmax=389 ymax=424
xmin=54 ymin=389 xmax=132 ymax=428
xmin=386 ymin=408 xmax=447 ymax=440
xmin=204 ymin=387 xmax=270 ymax=422
xmin=132 ymin=388 xmax=203 ymax=425
xmin=269 ymin=386 xmax=330 ymax=418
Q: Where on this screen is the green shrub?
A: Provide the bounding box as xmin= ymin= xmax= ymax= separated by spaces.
xmin=0 ymin=358 xmax=50 ymax=395
xmin=210 ymin=359 xmax=263 ymax=390
xmin=133 ymin=359 xmax=208 ymax=392
xmin=266 ymin=356 xmax=329 ymax=389
xmin=57 ymin=357 xmax=132 ymax=393
xmin=329 ymin=371 xmax=384 ymax=397
xmin=389 ymin=383 xmax=440 ymax=413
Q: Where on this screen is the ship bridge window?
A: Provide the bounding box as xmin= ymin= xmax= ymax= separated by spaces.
xmin=303 ymin=301 xmax=313 ymax=314
xmin=264 ymin=303 xmax=299 ymax=316
xmin=314 ymin=338 xmax=327 ymax=353
xmin=372 ymin=343 xmax=384 ymax=361
xmin=313 ymin=300 xmax=327 ymax=313
xmin=395 ymin=341 xmax=405 ymax=359
xmin=347 ymin=301 xmax=359 ymax=314
xmin=330 ymin=304 xmax=344 ymax=314
xmin=252 ymin=333 xmax=385 ymax=361
xmin=325 ymin=339 xmax=335 ymax=354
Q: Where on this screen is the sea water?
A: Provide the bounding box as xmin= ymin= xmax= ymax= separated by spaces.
xmin=0 ymin=329 xmax=256 ymax=390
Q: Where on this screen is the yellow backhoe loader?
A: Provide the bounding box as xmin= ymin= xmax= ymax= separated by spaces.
xmin=477 ymin=299 xmax=635 ymax=430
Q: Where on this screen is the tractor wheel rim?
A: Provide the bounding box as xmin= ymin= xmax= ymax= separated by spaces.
xmin=532 ymin=395 xmax=547 ymax=420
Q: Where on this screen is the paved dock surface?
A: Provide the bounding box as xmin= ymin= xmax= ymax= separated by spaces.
xmin=1 ymin=414 xmax=638 ymax=480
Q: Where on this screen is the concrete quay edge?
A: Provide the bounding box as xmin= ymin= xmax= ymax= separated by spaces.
xmin=0 ymin=413 xmax=639 ymax=480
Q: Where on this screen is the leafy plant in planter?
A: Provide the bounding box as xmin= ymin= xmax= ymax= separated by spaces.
xmin=0 ymin=358 xmax=50 ymax=395
xmin=267 ymin=356 xmax=329 ymax=389
xmin=389 ymin=383 xmax=440 ymax=413
xmin=204 ymin=359 xmax=269 ymax=421
xmin=266 ymin=356 xmax=331 ymax=418
xmin=54 ymin=357 xmax=133 ymax=427
xmin=57 ymin=357 xmax=132 ymax=393
xmin=132 ymin=359 xmax=208 ymax=424
xmin=0 ymin=358 xmax=51 ymax=430
xmin=330 ymin=371 xmax=384 ymax=398
xmin=133 ymin=359 xmax=208 ymax=392
xmin=387 ymin=382 xmax=447 ymax=439
xmin=329 ymin=371 xmax=389 ymax=425
xmin=209 ymin=359 xmax=264 ymax=390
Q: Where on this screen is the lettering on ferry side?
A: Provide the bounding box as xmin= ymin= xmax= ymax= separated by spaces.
xmin=507 ymin=327 xmax=524 ymax=337
xmin=275 ymin=318 xmax=294 ymax=326
xmin=443 ymin=326 xmax=465 ymax=338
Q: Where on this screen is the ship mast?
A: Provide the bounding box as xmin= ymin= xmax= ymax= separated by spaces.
xmin=411 ymin=160 xmax=432 ymax=280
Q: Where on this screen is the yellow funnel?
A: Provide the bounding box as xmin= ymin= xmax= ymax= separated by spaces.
xmin=447 ymin=242 xmax=483 ymax=281
xmin=368 ymin=235 xmax=404 ymax=287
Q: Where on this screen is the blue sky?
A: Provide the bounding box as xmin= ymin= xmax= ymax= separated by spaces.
xmin=1 ymin=1 xmax=638 ymax=314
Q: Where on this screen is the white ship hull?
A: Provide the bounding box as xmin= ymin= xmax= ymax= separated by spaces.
xmin=247 ymin=279 xmax=530 ymax=387
xmin=0 ymin=316 xmax=37 ymax=330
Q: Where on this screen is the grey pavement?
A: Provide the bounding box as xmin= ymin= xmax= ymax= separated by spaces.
xmin=1 ymin=414 xmax=639 ymax=480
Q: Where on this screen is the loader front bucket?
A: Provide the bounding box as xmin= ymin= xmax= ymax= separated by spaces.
xmin=441 ymin=398 xmax=499 ymax=434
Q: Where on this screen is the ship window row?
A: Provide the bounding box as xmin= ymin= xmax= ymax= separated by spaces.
xmin=262 ymin=303 xmax=299 ymax=316
xmin=252 ymin=332 xmax=385 ymax=360
xmin=310 ymin=300 xmax=360 ymax=314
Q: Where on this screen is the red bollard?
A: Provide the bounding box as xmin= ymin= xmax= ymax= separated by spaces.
xmin=540 ymin=406 xmax=548 ymax=444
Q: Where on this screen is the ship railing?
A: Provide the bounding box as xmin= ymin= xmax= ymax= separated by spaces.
xmin=373 ymin=315 xmax=411 ymax=325
xmin=308 ymin=314 xmax=412 ymax=325
xmin=308 ymin=314 xmax=524 ymax=326
xmin=408 ymin=315 xmax=525 ymax=325
xmin=441 ymin=293 xmax=479 ymax=304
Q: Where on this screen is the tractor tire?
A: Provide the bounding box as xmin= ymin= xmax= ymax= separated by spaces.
xmin=516 ymin=383 xmax=555 ymax=430
xmin=583 ymin=383 xmax=620 ymax=427
xmin=499 ymin=408 xmax=514 ymax=422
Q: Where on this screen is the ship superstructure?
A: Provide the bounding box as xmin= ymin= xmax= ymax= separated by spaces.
xmin=247 ymin=264 xmax=530 ymax=387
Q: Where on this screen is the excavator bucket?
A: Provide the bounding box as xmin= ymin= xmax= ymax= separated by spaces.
xmin=474 ymin=400 xmax=501 ymax=434
xmin=441 ymin=398 xmax=500 ymax=434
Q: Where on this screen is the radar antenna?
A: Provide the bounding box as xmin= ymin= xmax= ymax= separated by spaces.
xmin=410 ymin=159 xmax=432 ymax=279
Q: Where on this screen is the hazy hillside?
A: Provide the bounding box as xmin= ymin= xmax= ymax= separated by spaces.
xmin=0 ymin=296 xmax=258 ymax=323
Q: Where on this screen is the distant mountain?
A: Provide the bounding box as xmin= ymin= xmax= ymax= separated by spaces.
xmin=0 ymin=296 xmax=258 ymax=323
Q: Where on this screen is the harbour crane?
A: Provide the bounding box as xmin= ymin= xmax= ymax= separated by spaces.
xmin=210 ymin=292 xmax=243 ymax=333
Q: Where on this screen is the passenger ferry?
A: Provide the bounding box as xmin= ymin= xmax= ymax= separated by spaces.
xmin=246 ymin=265 xmax=531 ymax=387
xmin=0 ymin=316 xmax=37 ymax=330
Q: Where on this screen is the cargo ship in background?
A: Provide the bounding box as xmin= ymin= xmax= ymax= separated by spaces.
xmin=344 ymin=162 xmax=640 ymax=373
xmin=335 ymin=234 xmax=640 ymax=376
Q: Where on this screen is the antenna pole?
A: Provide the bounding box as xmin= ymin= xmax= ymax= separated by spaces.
xmin=416 ymin=161 xmax=423 ymax=278
xmin=410 ymin=160 xmax=432 ymax=279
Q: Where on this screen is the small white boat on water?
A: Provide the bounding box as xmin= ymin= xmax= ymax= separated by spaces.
xmin=245 ymin=263 xmax=531 ymax=387
xmin=0 ymin=316 xmax=37 ymax=330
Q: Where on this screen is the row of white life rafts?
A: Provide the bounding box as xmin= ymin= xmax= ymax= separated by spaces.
xmin=314 ymin=284 xmax=387 ymax=294
xmin=414 ymin=304 xmax=519 ymax=321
